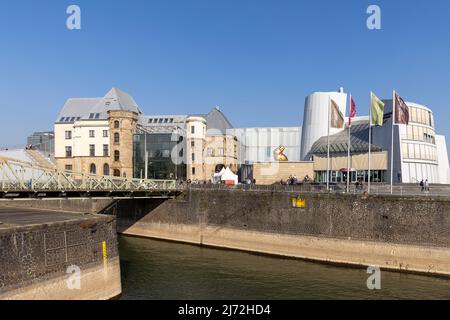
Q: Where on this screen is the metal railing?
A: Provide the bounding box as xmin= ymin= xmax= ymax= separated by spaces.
xmin=188 ymin=182 xmax=450 ymax=197
xmin=0 ymin=156 xmax=176 ymax=192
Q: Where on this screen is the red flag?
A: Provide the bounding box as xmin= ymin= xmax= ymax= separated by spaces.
xmin=394 ymin=92 xmax=410 ymax=125
xmin=349 ymin=96 xmax=357 ymax=125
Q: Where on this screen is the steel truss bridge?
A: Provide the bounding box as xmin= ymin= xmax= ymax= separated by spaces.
xmin=0 ymin=156 xmax=179 ymax=199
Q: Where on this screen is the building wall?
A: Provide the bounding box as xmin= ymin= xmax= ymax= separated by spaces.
xmin=301 ymin=90 xmax=347 ymax=160
xmin=231 ymin=127 xmax=301 ymax=164
xmin=252 ymin=162 xmax=314 ymax=185
xmin=436 ymin=135 xmax=450 ymax=184
xmin=108 ymin=110 xmax=138 ymax=178
xmin=203 ymin=135 xmax=239 ymax=181
xmin=186 ymin=116 xmax=207 ymax=181
xmin=313 ymin=151 xmax=388 ymax=171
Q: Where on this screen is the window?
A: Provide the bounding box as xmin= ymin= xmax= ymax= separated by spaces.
xmin=192 ymin=167 xmax=196 ymax=175
xmin=191 ymin=126 xmax=195 ymax=134
xmin=65 ymin=146 xmax=72 ymax=158
xmin=113 ymin=169 xmax=121 ymax=177
xmin=59 ymin=117 xmax=64 ymax=122
xmin=65 ymin=165 xmax=73 ymax=171
xmin=76 ymin=117 xmax=81 ymax=121
xmin=114 ymin=132 xmax=120 ymax=144
xmin=89 ymin=130 xmax=95 ymax=138
xmin=103 ymin=144 xmax=109 ymax=157
xmin=103 ymin=164 xmax=110 ymax=176
xmin=191 ymin=141 xmax=195 ymax=148
xmin=89 ymin=113 xmax=95 ymax=119
xmin=207 ymin=148 xmax=213 ymax=156
xmin=90 ymin=163 xmax=96 ymax=174
xmin=65 ymin=131 xmax=72 ymax=140
xmin=114 ymin=120 xmax=120 ymax=129
xmin=164 ymin=118 xmax=168 ymax=123
xmin=103 ymin=130 xmax=108 ymax=137
xmin=114 ymin=150 xmax=120 ymax=162
xmin=70 ymin=117 xmax=75 ymax=122
xmin=169 ymin=119 xmax=174 ymax=123
xmin=266 ymin=146 xmax=271 ymax=158
xmin=148 ymin=119 xmax=153 ymax=124
xmin=95 ymin=113 xmax=100 ymax=119
xmin=159 ymin=119 xmax=163 ymax=123
xmin=217 ymin=147 xmax=224 ymax=156
xmin=191 ymin=153 xmax=195 ymax=162
xmin=89 ymin=144 xmax=95 ymax=157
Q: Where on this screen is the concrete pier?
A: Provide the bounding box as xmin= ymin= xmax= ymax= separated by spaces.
xmin=0 ymin=205 xmax=121 ymax=300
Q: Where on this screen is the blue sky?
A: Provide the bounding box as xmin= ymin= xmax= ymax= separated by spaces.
xmin=1 ymin=0 xmax=449 ymax=149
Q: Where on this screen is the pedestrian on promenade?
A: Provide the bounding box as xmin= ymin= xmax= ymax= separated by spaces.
xmin=425 ymin=179 xmax=430 ymax=193
xmin=420 ymin=179 xmax=424 ymax=192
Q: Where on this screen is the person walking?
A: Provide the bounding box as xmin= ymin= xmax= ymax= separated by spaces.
xmin=420 ymin=179 xmax=424 ymax=192
xmin=425 ymin=179 xmax=430 ymax=193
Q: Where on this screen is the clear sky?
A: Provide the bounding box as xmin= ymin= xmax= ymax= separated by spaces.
xmin=1 ymin=0 xmax=449 ymax=150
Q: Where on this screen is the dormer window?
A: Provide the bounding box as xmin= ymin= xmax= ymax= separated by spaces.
xmin=95 ymin=113 xmax=100 ymax=119
xmin=89 ymin=113 xmax=95 ymax=119
xmin=164 ymin=118 xmax=168 ymax=123
xmin=59 ymin=117 xmax=65 ymax=122
xmin=148 ymin=119 xmax=153 ymax=124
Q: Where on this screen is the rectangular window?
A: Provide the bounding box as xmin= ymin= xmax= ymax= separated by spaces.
xmin=191 ymin=141 xmax=195 ymax=148
xmin=65 ymin=146 xmax=72 ymax=158
xmin=217 ymin=148 xmax=224 ymax=156
xmin=207 ymin=148 xmax=213 ymax=156
xmin=192 ymin=167 xmax=196 ymax=175
xmin=103 ymin=130 xmax=108 ymax=137
xmin=89 ymin=144 xmax=95 ymax=157
xmin=191 ymin=126 xmax=195 ymax=134
xmin=89 ymin=113 xmax=95 ymax=119
xmin=191 ymin=153 xmax=195 ymax=162
xmin=103 ymin=144 xmax=109 ymax=157
xmin=266 ymin=146 xmax=271 ymax=158
xmin=65 ymin=165 xmax=73 ymax=171
xmin=65 ymin=131 xmax=72 ymax=140
xmin=89 ymin=130 xmax=95 ymax=138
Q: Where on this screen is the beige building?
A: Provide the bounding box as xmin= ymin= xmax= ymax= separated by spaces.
xmin=54 ymin=88 xmax=140 ymax=178
xmin=252 ymin=162 xmax=314 ymax=185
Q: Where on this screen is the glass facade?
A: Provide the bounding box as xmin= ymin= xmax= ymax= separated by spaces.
xmin=315 ymin=170 xmax=387 ymax=183
xmin=133 ymin=133 xmax=186 ymax=180
xmin=27 ymin=132 xmax=55 ymax=155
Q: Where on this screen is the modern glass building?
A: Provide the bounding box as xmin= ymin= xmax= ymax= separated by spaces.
xmin=27 ymin=131 xmax=55 ymax=155
xmin=133 ymin=132 xmax=186 ymax=180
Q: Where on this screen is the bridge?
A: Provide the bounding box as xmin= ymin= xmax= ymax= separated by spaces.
xmin=0 ymin=156 xmax=179 ymax=199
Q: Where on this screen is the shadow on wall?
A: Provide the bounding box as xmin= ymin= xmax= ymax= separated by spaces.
xmin=101 ymin=198 xmax=168 ymax=232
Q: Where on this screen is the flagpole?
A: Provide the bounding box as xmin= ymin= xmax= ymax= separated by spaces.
xmin=327 ymin=97 xmax=331 ymax=192
xmin=390 ymin=90 xmax=396 ymax=194
xmin=368 ymin=92 xmax=372 ymax=194
xmin=347 ymin=94 xmax=352 ymax=193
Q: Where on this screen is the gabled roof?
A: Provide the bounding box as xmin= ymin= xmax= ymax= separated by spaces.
xmin=56 ymin=98 xmax=101 ymax=123
xmin=82 ymin=87 xmax=142 ymax=120
xmin=55 ymin=88 xmax=142 ymax=123
xmin=309 ymin=120 xmax=384 ymax=156
xmin=205 ymin=106 xmax=233 ymax=135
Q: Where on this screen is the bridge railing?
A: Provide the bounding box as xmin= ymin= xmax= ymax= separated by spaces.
xmin=0 ymin=156 xmax=176 ymax=192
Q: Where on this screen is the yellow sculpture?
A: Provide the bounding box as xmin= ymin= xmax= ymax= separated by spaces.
xmin=274 ymin=145 xmax=288 ymax=162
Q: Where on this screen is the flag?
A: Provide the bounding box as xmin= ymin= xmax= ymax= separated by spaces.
xmin=370 ymin=92 xmax=385 ymax=126
xmin=330 ymin=99 xmax=345 ymax=128
xmin=349 ymin=96 xmax=357 ymax=126
xmin=394 ymin=92 xmax=410 ymax=125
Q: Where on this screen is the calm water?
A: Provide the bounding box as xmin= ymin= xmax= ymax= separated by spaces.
xmin=119 ymin=236 xmax=450 ymax=300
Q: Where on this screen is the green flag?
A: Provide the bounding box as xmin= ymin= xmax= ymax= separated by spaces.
xmin=370 ymin=92 xmax=385 ymax=126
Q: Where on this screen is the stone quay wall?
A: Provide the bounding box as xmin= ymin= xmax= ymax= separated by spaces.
xmin=0 ymin=209 xmax=121 ymax=300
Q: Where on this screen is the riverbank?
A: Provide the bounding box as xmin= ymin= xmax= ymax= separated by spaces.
xmin=0 ymin=205 xmax=121 ymax=300
xmin=113 ymin=189 xmax=450 ymax=277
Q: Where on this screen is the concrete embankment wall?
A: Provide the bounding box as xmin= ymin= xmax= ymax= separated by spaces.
xmin=0 ymin=205 xmax=121 ymax=300
xmin=111 ymin=190 xmax=450 ymax=276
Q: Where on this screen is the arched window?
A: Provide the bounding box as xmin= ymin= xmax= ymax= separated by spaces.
xmin=90 ymin=163 xmax=96 ymax=174
xmin=114 ymin=120 xmax=120 ymax=129
xmin=114 ymin=150 xmax=120 ymax=162
xmin=113 ymin=169 xmax=121 ymax=177
xmin=103 ymin=163 xmax=110 ymax=176
xmin=114 ymin=132 xmax=120 ymax=144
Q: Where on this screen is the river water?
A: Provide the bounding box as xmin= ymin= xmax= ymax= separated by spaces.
xmin=119 ymin=236 xmax=450 ymax=300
